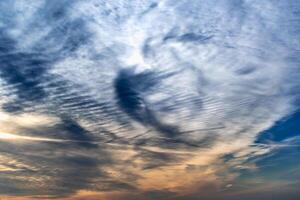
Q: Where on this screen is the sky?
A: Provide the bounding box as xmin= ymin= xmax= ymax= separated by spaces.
xmin=0 ymin=0 xmax=300 ymax=200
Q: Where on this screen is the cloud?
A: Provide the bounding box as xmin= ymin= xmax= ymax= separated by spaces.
xmin=0 ymin=0 xmax=299 ymax=199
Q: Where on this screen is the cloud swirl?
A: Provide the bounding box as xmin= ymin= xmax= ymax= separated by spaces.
xmin=0 ymin=0 xmax=299 ymax=199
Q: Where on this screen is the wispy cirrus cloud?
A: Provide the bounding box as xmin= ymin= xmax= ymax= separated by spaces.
xmin=0 ymin=0 xmax=299 ymax=199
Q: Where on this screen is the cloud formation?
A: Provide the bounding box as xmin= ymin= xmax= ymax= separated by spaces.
xmin=0 ymin=0 xmax=299 ymax=199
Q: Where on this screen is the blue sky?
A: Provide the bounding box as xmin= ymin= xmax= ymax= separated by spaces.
xmin=0 ymin=0 xmax=299 ymax=199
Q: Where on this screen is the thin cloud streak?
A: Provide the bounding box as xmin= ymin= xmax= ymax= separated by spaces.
xmin=0 ymin=0 xmax=299 ymax=199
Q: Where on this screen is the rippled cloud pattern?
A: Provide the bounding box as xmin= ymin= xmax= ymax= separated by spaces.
xmin=0 ymin=1 xmax=300 ymax=200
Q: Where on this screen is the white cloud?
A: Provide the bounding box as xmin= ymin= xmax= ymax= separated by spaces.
xmin=0 ymin=0 xmax=299 ymax=198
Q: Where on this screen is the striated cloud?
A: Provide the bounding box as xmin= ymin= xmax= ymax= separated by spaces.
xmin=0 ymin=0 xmax=299 ymax=199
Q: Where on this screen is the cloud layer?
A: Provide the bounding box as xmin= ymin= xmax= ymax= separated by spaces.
xmin=0 ymin=0 xmax=299 ymax=199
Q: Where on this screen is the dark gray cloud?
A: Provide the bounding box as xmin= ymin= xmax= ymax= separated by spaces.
xmin=0 ymin=0 xmax=299 ymax=199
xmin=114 ymin=68 xmax=189 ymax=138
xmin=164 ymin=32 xmax=213 ymax=43
xmin=0 ymin=142 xmax=102 ymax=197
xmin=0 ymin=52 xmax=50 ymax=109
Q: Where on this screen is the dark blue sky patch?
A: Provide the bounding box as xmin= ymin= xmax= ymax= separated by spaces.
xmin=237 ymin=145 xmax=300 ymax=196
xmin=255 ymin=109 xmax=300 ymax=143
